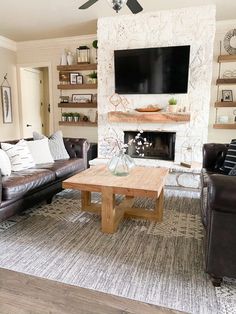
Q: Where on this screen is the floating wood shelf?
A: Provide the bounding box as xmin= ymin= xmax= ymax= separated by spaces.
xmin=215 ymin=101 xmax=236 ymax=108
xmin=59 ymin=121 xmax=97 ymax=127
xmin=108 ymin=111 xmax=190 ymax=123
xmin=58 ymin=102 xmax=97 ymax=108
xmin=57 ymin=84 xmax=97 ymax=90
xmin=213 ymin=124 xmax=236 ymax=129
xmin=216 ymin=78 xmax=236 ymax=85
xmin=218 ymin=55 xmax=236 ymax=63
xmin=57 ymin=64 xmax=97 ymax=71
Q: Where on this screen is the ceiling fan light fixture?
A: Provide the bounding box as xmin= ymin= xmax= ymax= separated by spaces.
xmin=107 ymin=0 xmax=128 ymax=13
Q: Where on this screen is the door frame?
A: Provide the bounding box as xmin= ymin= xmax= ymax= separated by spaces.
xmin=17 ymin=62 xmax=54 ymax=138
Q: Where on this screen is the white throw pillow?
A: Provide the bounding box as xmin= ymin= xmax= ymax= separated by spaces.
xmin=33 ymin=130 xmax=70 ymax=160
xmin=26 ymin=138 xmax=54 ymax=164
xmin=1 ymin=140 xmax=35 ymax=172
xmin=0 ymin=149 xmax=12 ymax=176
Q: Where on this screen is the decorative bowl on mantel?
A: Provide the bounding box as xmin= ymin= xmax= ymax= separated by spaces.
xmin=135 ymin=105 xmax=162 ymax=112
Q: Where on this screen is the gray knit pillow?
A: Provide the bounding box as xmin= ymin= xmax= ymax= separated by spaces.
xmin=33 ymin=131 xmax=69 ymax=160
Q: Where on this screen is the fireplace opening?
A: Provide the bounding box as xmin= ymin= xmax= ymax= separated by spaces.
xmin=124 ymin=131 xmax=176 ymax=161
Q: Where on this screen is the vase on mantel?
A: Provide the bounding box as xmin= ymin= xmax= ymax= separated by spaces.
xmin=108 ymin=150 xmax=135 ymax=176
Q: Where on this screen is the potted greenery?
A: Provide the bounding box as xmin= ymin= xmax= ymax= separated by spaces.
xmin=67 ymin=112 xmax=74 ymax=122
xmin=62 ymin=112 xmax=69 ymax=122
xmin=168 ymin=98 xmax=177 ymax=113
xmin=73 ymin=112 xmax=80 ymax=122
xmin=87 ymin=71 xmax=97 ymax=84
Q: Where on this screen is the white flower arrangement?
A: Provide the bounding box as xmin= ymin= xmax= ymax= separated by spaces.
xmin=102 ymin=128 xmax=152 ymax=157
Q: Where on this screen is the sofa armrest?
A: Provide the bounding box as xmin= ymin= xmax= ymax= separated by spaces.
xmin=203 ymin=143 xmax=228 ymax=171
xmin=208 ymin=174 xmax=236 ymax=214
xmin=63 ymin=138 xmax=90 ymax=169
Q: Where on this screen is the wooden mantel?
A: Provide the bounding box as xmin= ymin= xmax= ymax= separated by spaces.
xmin=108 ymin=111 xmax=191 ymax=123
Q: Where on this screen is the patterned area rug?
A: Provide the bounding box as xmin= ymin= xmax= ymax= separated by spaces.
xmin=0 ymin=189 xmax=235 ymax=314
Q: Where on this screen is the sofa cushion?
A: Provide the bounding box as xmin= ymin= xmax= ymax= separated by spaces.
xmin=0 ymin=149 xmax=11 ymax=176
xmin=33 ymin=131 xmax=70 ymax=161
xmin=26 ymin=139 xmax=54 ymax=164
xmin=36 ymin=158 xmax=84 ymax=179
xmin=36 ymin=159 xmax=84 ymax=179
xmin=222 ymin=139 xmax=236 ymax=174
xmin=2 ymin=169 xmax=55 ymax=201
xmin=1 ymin=140 xmax=35 ymax=172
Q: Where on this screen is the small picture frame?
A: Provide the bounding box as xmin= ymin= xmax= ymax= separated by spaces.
xmin=72 ymin=94 xmax=92 ymax=103
xmin=76 ymin=75 xmax=83 ymax=85
xmin=1 ymin=86 xmax=13 ymax=123
xmin=222 ymin=90 xmax=233 ymax=102
xmin=70 ymin=73 xmax=80 ymax=85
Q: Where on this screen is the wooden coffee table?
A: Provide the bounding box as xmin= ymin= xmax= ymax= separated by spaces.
xmin=63 ymin=165 xmax=169 ymax=234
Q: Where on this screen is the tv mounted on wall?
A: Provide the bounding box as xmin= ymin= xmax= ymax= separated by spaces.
xmin=114 ymin=45 xmax=190 ymax=94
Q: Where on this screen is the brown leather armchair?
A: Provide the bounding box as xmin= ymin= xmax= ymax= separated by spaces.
xmin=201 ymin=143 xmax=236 ymax=286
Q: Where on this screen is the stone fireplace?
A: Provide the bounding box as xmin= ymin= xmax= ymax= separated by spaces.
xmin=93 ymin=6 xmax=216 ymax=189
xmin=124 ymin=131 xmax=176 ymax=161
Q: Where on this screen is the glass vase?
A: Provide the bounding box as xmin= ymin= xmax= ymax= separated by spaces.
xmin=108 ymin=150 xmax=135 ymax=176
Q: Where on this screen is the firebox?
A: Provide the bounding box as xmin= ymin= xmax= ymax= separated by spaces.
xmin=124 ymin=131 xmax=176 ymax=161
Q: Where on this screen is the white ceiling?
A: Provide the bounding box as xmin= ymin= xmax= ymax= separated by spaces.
xmin=0 ymin=0 xmax=235 ymax=42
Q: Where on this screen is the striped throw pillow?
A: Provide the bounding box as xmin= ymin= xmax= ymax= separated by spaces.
xmin=223 ymin=139 xmax=236 ymax=174
xmin=1 ymin=140 xmax=35 ymax=172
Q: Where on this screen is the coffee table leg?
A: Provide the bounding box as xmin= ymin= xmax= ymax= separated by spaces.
xmin=101 ymin=187 xmax=124 ymax=234
xmin=154 ymin=188 xmax=164 ymax=222
xmin=81 ymin=191 xmax=91 ymax=210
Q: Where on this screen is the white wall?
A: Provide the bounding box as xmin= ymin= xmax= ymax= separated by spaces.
xmin=97 ymin=6 xmax=216 ymax=163
xmin=16 ymin=35 xmax=98 ymax=143
xmin=208 ymin=20 xmax=236 ymax=143
xmin=0 ymin=37 xmax=20 ymax=141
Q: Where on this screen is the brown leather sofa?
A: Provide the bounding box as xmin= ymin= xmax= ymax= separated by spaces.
xmin=201 ymin=143 xmax=236 ymax=286
xmin=0 ymin=137 xmax=89 ymax=222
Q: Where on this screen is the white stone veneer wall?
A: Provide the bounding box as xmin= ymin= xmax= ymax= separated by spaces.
xmin=97 ymin=6 xmax=216 ymax=164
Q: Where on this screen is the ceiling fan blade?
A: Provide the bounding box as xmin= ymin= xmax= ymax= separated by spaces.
xmin=79 ymin=0 xmax=99 ymax=10
xmin=126 ymin=0 xmax=143 ymax=14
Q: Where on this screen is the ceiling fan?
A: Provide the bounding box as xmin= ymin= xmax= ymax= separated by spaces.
xmin=79 ymin=0 xmax=143 ymax=14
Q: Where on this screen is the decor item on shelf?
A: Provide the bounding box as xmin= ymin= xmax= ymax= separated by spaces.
xmin=234 ymin=110 xmax=236 ymax=123
xmin=87 ymin=109 xmax=96 ymax=123
xmin=62 ymin=112 xmax=69 ymax=122
xmin=1 ymin=74 xmax=13 ymax=124
xmin=67 ymin=52 xmax=74 ymax=65
xmin=77 ymin=46 xmax=90 ymax=64
xmin=87 ymin=71 xmax=97 ymax=84
xmin=60 ymin=50 xmax=68 ymax=65
xmin=70 ymin=73 xmax=80 ymax=85
xmin=82 ymin=115 xmax=89 ymax=122
xmin=92 ymin=40 xmax=98 ymax=61
xmin=135 ymin=105 xmax=161 ymax=112
xmin=109 ymin=93 xmax=130 ymax=111
xmin=67 ymin=112 xmax=74 ymax=122
xmin=59 ymin=73 xmax=70 ymax=85
xmin=73 ymin=112 xmax=80 ymax=122
xmin=76 ymin=75 xmax=83 ymax=84
xmin=218 ymin=115 xmax=229 ymax=124
xmin=79 ymin=0 xmax=143 ymax=14
xmin=223 ymin=29 xmax=236 ymax=55
xmin=59 ymin=96 xmax=69 ymax=103
xmin=168 ymin=98 xmax=177 ymax=113
xmin=92 ymin=93 xmax=97 ymax=103
xmin=72 ymin=94 xmax=92 ymax=103
xmin=222 ymin=90 xmax=233 ymax=102
xmin=223 ymin=70 xmax=236 ymax=78
xmin=108 ymin=149 xmax=135 ymax=176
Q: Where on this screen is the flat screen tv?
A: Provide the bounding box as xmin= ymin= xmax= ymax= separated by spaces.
xmin=114 ymin=45 xmax=190 ymax=94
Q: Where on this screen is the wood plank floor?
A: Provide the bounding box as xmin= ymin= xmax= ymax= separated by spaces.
xmin=0 ymin=268 xmax=184 ymax=314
